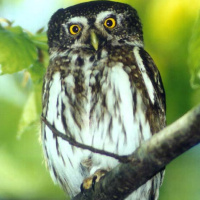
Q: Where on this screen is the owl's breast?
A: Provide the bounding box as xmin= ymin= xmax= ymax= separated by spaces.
xmin=59 ymin=47 xmax=153 ymax=156
xmin=88 ymin=53 xmax=151 ymax=158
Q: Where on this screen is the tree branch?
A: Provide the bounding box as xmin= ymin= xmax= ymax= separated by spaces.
xmin=72 ymin=104 xmax=200 ymax=200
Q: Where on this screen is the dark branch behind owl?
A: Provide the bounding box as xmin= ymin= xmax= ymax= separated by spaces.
xmin=41 ymin=115 xmax=128 ymax=162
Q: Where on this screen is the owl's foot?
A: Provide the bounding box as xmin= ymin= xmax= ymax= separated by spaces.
xmin=81 ymin=169 xmax=108 ymax=192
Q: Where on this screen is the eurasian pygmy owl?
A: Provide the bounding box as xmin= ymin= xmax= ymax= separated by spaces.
xmin=41 ymin=1 xmax=166 ymax=199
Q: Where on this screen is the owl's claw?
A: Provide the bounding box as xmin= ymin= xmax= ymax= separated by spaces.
xmin=80 ymin=183 xmax=85 ymax=194
xmin=92 ymin=175 xmax=97 ymax=190
xmin=80 ymin=169 xmax=108 ymax=192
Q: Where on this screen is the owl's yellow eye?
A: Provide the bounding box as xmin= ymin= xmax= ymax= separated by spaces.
xmin=69 ymin=24 xmax=81 ymax=35
xmin=104 ymin=18 xmax=116 ymax=29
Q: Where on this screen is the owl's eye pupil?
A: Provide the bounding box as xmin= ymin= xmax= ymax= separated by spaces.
xmin=72 ymin=26 xmax=79 ymax=33
xmin=106 ymin=20 xmax=113 ymax=27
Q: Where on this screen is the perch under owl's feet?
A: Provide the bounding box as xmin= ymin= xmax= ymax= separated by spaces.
xmin=81 ymin=169 xmax=108 ymax=192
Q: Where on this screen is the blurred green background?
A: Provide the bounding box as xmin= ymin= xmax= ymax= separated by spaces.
xmin=0 ymin=0 xmax=200 ymax=199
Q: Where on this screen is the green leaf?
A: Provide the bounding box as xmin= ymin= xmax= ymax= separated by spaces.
xmin=188 ymin=12 xmax=200 ymax=88
xmin=30 ymin=31 xmax=48 ymax=51
xmin=17 ymin=91 xmax=39 ymax=138
xmin=0 ymin=25 xmax=38 ymax=74
xmin=28 ymin=60 xmax=46 ymax=84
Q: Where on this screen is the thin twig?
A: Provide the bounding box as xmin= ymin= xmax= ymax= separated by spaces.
xmin=41 ymin=115 xmax=128 ymax=163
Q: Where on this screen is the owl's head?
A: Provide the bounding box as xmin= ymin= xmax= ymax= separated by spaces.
xmin=48 ymin=1 xmax=143 ymax=53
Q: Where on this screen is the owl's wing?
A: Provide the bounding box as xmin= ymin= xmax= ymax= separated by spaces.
xmin=41 ymin=65 xmax=85 ymax=196
xmin=132 ymin=46 xmax=166 ymax=134
xmin=131 ymin=46 xmax=166 ymax=198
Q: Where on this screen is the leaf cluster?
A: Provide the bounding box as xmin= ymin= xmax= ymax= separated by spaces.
xmin=0 ymin=19 xmax=48 ymax=136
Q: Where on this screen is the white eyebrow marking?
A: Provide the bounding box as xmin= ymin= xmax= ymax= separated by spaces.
xmin=62 ymin=16 xmax=89 ymax=35
xmin=67 ymin=16 xmax=88 ymax=24
xmin=96 ymin=11 xmax=114 ymax=23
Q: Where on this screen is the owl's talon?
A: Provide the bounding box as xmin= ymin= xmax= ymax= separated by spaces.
xmin=80 ymin=183 xmax=88 ymax=197
xmin=81 ymin=169 xmax=108 ymax=191
xmin=80 ymin=183 xmax=84 ymax=193
xmin=92 ymin=175 xmax=97 ymax=191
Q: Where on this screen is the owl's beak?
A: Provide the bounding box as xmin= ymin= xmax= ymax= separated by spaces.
xmin=90 ymin=30 xmax=99 ymax=51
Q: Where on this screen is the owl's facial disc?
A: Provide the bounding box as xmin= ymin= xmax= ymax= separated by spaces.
xmin=48 ymin=2 xmax=144 ymax=52
xmin=63 ymin=11 xmax=121 ymax=50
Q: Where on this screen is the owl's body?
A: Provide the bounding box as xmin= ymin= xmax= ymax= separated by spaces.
xmin=42 ymin=1 xmax=166 ymax=199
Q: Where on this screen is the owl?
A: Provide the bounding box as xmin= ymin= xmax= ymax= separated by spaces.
xmin=41 ymin=1 xmax=166 ymax=200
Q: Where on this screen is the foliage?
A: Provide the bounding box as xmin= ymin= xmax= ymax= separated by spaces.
xmin=0 ymin=19 xmax=47 ymax=75
xmin=0 ymin=19 xmax=47 ymax=136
